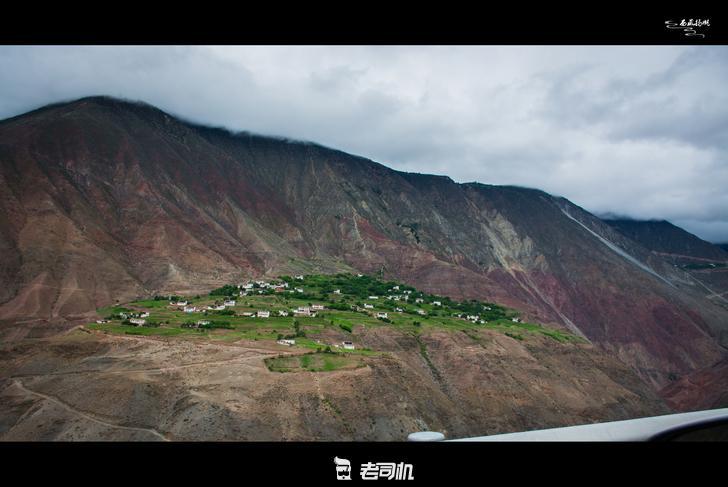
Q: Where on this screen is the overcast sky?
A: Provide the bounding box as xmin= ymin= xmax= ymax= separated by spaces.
xmin=1 ymin=46 xmax=727 ymax=242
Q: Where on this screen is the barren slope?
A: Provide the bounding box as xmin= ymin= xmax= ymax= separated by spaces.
xmin=0 ymin=328 xmax=668 ymax=440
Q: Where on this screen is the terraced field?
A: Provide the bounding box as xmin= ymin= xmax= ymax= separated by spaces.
xmin=265 ymin=352 xmax=367 ymax=373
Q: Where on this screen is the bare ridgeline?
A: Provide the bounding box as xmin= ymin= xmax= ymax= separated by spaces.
xmin=1 ymin=97 xmax=727 ymax=440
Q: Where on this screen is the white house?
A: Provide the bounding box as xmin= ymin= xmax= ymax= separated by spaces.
xmin=257 ymin=311 xmax=270 ymax=318
xmin=183 ymin=306 xmax=197 ymax=313
xmin=433 ymin=301 xmax=442 ymax=306
xmin=294 ymin=306 xmax=312 ymax=316
xmin=512 ymin=317 xmax=522 ymax=323
xmin=241 ymin=312 xmax=254 ymax=317
xmin=278 ymin=310 xmax=289 ymax=317
xmin=376 ymin=312 xmax=388 ymax=319
xmin=224 ymin=300 xmax=236 ymax=307
xmin=140 ymin=312 xmax=150 ymax=318
xmin=214 ymin=305 xmax=226 ymax=311
xmin=364 ymin=304 xmax=374 ymax=309
xmin=415 ymin=298 xmax=424 ymax=303
xmin=197 ymin=320 xmax=210 ymax=326
xmin=177 ymin=301 xmax=188 ymax=306
xmin=277 ymin=339 xmax=296 ymax=346
xmin=311 ymin=304 xmax=325 ymax=311
xmin=130 ymin=318 xmax=146 ymax=326
xmin=342 ymin=341 xmax=355 ymax=350
xmin=395 ymin=307 xmax=404 ymax=312
xmin=417 ymin=309 xmax=427 ymax=315
xmin=95 ymin=319 xmax=108 ymax=324
xmin=368 ymin=296 xmax=378 ymax=300
xmin=295 ymin=288 xmax=304 ymax=293
xmin=333 ymin=289 xmax=341 ymax=294
xmin=295 ymin=275 xmax=304 ymax=280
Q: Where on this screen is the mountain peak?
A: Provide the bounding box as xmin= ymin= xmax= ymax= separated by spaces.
xmin=54 ymin=95 xmax=162 ymax=111
xmin=0 ymin=95 xmax=177 ymax=127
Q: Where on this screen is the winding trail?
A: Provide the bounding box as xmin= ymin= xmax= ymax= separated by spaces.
xmin=9 ymin=378 xmax=170 ymax=441
xmin=681 ymin=270 xmax=728 ymax=304
xmin=560 ymin=208 xmax=676 ymax=288
xmin=313 ymin=374 xmax=324 ymax=402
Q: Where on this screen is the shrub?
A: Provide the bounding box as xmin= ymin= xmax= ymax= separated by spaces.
xmin=209 ymin=284 xmax=238 ymax=296
xmin=293 ymin=320 xmax=306 ymax=337
xmin=199 ymin=321 xmax=233 ymax=329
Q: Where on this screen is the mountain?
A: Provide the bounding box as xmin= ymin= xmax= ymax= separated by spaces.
xmin=603 ymin=219 xmax=728 ymax=407
xmin=605 ymin=218 xmax=728 ymax=316
xmin=604 ymin=219 xmax=728 ymax=263
xmin=1 ymin=96 xmax=727 ymax=409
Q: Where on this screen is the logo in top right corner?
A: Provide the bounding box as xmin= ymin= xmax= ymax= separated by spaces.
xmin=665 ymin=19 xmax=710 ymax=38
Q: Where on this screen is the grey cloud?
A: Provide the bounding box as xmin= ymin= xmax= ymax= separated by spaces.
xmin=0 ymin=46 xmax=727 ymax=242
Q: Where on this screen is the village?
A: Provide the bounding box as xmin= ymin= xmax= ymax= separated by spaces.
xmin=89 ymin=273 xmax=569 ymax=371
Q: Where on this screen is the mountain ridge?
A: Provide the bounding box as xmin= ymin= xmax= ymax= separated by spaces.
xmin=604 ymin=218 xmax=728 ymax=262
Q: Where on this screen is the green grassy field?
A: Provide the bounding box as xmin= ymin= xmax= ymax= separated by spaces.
xmin=265 ymin=351 xmax=366 ymax=373
xmin=88 ymin=273 xmax=582 ymax=352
